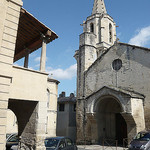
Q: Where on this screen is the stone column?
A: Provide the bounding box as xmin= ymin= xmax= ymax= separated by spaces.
xmin=35 ymin=101 xmax=47 ymax=150
xmin=24 ymin=49 xmax=30 ymax=68
xmin=40 ymin=36 xmax=47 ymax=72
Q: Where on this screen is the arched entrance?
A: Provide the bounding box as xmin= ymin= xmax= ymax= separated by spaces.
xmin=8 ymin=99 xmax=38 ymax=149
xmin=84 ymin=86 xmax=145 ymax=145
xmin=6 ymin=110 xmax=18 ymax=134
xmin=96 ymin=96 xmax=127 ymax=145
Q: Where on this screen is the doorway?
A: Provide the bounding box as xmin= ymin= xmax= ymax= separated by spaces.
xmin=96 ymin=97 xmax=127 ymax=144
xmin=116 ymin=113 xmax=127 ymax=145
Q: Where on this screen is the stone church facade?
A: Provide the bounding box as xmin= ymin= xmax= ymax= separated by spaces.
xmin=75 ymin=0 xmax=150 ymax=144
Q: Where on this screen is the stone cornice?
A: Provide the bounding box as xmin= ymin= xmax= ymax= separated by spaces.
xmin=47 ymin=77 xmax=60 ymax=85
xmin=13 ymin=65 xmax=49 ymax=76
xmin=7 ymin=0 xmax=23 ymax=7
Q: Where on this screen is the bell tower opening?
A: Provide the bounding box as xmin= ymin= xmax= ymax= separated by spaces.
xmin=90 ymin=23 xmax=94 ymax=33
xmin=85 ymin=0 xmax=116 ymax=54
xmin=109 ymin=23 xmax=113 ymax=43
xmin=96 ymin=97 xmax=127 ymax=145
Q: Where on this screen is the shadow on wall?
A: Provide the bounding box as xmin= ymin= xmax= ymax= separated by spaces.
xmin=8 ymin=99 xmax=38 ymax=144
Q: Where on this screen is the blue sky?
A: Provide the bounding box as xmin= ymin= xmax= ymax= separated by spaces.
xmin=17 ymin=0 xmax=150 ymax=96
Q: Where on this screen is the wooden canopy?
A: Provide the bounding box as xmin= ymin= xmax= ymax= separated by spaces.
xmin=14 ymin=8 xmax=58 ymax=62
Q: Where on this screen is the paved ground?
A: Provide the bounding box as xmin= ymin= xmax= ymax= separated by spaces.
xmin=77 ymin=145 xmax=128 ymax=150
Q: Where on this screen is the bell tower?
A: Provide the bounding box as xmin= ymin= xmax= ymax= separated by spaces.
xmin=74 ymin=0 xmax=117 ymax=144
xmin=75 ymin=0 xmax=117 ymax=99
xmin=83 ymin=0 xmax=116 ymax=56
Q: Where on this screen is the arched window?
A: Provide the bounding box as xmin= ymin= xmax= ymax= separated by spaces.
xmin=90 ymin=23 xmax=94 ymax=33
xmin=109 ymin=23 xmax=113 ymax=43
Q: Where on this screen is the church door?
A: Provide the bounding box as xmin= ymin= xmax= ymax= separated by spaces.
xmin=116 ymin=113 xmax=127 ymax=145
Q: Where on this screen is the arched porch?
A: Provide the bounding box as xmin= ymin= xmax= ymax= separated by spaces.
xmin=85 ymin=86 xmax=145 ymax=144
xmin=96 ymin=96 xmax=127 ymax=144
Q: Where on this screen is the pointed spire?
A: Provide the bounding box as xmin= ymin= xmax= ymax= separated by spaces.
xmin=92 ymin=0 xmax=107 ymax=15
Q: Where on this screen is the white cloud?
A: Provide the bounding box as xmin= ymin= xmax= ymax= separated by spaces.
xmin=34 ymin=56 xmax=48 ymax=62
xmin=129 ymin=26 xmax=150 ymax=47
xmin=35 ymin=64 xmax=40 ymax=67
xmin=34 ymin=57 xmax=41 ymax=62
xmin=46 ymin=64 xmax=77 ymax=80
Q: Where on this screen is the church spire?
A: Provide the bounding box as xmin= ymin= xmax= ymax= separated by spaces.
xmin=92 ymin=0 xmax=107 ymax=15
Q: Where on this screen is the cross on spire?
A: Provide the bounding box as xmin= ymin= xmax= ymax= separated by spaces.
xmin=92 ymin=0 xmax=107 ymax=14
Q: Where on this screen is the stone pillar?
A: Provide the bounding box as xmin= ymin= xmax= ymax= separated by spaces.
xmin=76 ymin=99 xmax=86 ymax=144
xmin=86 ymin=113 xmax=98 ymax=144
xmin=122 ymin=98 xmax=145 ymax=143
xmin=35 ymin=101 xmax=47 ymax=150
xmin=40 ymin=37 xmax=47 ymax=72
xmin=24 ymin=49 xmax=30 ymax=68
xmin=131 ymin=98 xmax=145 ymax=132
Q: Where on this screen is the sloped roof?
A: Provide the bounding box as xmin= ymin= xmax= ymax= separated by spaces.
xmin=86 ymin=86 xmax=145 ymax=100
xmin=92 ymin=0 xmax=107 ymax=14
xmin=119 ymin=42 xmax=150 ymax=51
xmin=14 ymin=8 xmax=58 ymax=62
xmin=86 ymin=42 xmax=150 ymax=73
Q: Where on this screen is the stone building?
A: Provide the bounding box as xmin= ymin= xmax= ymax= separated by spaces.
xmin=56 ymin=92 xmax=76 ymax=142
xmin=6 ymin=77 xmax=59 ymax=138
xmin=74 ymin=0 xmax=149 ymax=145
xmin=0 ymin=0 xmax=59 ymax=149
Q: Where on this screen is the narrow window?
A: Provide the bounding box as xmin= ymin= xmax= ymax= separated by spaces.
xmin=109 ymin=23 xmax=113 ymax=43
xmin=47 ymin=89 xmax=50 ymax=108
xmin=46 ymin=116 xmax=48 ymax=134
xmin=90 ymin=23 xmax=94 ymax=33
xmin=59 ymin=104 xmax=65 ymax=111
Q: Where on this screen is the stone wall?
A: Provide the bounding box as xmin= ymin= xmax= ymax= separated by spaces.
xmin=84 ymin=44 xmax=150 ymax=128
xmin=6 ymin=110 xmax=18 ymax=133
xmin=57 ymin=93 xmax=76 ymax=142
xmin=76 ymin=43 xmax=150 ymax=144
xmin=46 ymin=79 xmax=59 ymax=136
xmin=0 ymin=0 xmax=22 ymax=149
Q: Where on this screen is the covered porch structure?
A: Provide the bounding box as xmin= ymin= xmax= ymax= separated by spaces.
xmin=84 ymin=86 xmax=145 ymax=145
xmin=0 ymin=1 xmax=58 ymax=149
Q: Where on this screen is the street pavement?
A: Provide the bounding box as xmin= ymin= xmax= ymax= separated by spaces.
xmin=77 ymin=145 xmax=128 ymax=150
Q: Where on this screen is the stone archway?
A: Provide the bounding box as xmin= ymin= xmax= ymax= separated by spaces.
xmin=6 ymin=109 xmax=18 ymax=134
xmin=8 ymin=99 xmax=38 ymax=149
xmin=85 ymin=86 xmax=145 ymax=144
xmin=96 ymin=96 xmax=127 ymax=145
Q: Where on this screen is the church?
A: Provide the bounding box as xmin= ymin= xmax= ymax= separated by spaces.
xmin=74 ymin=0 xmax=150 ymax=144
